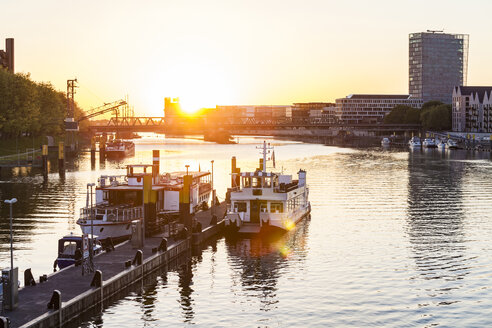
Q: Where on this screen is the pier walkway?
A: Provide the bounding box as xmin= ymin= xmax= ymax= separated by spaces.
xmin=3 ymin=202 xmax=226 ymax=328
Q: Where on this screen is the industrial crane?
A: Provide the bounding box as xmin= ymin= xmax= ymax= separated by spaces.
xmin=77 ymin=100 xmax=127 ymax=122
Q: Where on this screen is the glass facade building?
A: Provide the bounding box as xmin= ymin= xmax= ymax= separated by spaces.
xmin=409 ymin=31 xmax=469 ymax=104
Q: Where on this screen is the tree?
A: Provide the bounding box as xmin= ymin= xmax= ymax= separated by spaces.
xmin=0 ymin=68 xmax=85 ymax=138
xmin=421 ymin=104 xmax=452 ymax=131
xmin=384 ymin=105 xmax=420 ymax=124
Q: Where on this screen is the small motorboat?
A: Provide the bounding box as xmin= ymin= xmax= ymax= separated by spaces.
xmin=437 ymin=140 xmax=446 ymax=150
xmin=423 ymin=138 xmax=437 ymax=148
xmin=381 ymin=138 xmax=391 ymax=147
xmin=408 ymin=136 xmax=421 ymax=148
xmin=447 ymin=139 xmax=458 ymax=149
xmin=55 ymin=233 xmax=102 ymax=270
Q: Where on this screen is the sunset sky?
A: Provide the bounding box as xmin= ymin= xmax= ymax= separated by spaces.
xmin=3 ymin=0 xmax=492 ymax=116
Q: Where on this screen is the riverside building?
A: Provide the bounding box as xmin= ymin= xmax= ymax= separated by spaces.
xmin=409 ymin=31 xmax=469 ymax=104
xmin=452 ymin=86 xmax=492 ymax=133
xmin=335 ymin=94 xmax=423 ymax=124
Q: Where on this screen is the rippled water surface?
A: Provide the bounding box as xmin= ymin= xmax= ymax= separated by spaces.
xmin=1 ymin=136 xmax=492 ymax=327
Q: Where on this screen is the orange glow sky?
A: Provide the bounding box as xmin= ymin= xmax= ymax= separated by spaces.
xmin=3 ymin=0 xmax=492 ymax=116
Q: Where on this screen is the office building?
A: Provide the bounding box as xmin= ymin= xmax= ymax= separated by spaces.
xmin=409 ymin=31 xmax=469 ymax=104
xmin=452 ymin=86 xmax=492 ymax=133
xmin=292 ymin=103 xmax=336 ymax=123
xmin=335 ymin=94 xmax=423 ymax=124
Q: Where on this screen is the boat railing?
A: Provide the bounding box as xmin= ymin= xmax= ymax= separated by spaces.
xmin=98 ymin=175 xmax=127 ymax=187
xmin=80 ymin=206 xmax=143 ymax=222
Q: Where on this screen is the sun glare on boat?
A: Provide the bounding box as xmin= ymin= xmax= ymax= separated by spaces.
xmin=284 ymin=220 xmax=295 ymax=231
xmin=278 ymin=245 xmax=292 ymax=258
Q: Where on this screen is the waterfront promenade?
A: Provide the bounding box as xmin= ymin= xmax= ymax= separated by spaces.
xmin=3 ymin=203 xmax=226 ymax=328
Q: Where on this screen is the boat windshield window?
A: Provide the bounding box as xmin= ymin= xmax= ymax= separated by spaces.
xmin=271 ymin=202 xmax=283 ymax=213
xmin=252 ymin=177 xmax=262 ymax=188
xmin=263 ymin=177 xmax=272 ymax=188
xmin=260 ymin=203 xmax=268 ymax=212
xmin=62 ymin=241 xmax=77 ymax=256
xmin=242 ymin=177 xmax=251 ymax=188
xmin=234 ymin=202 xmax=247 ymax=212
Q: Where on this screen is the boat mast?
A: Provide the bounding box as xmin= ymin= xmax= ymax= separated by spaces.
xmin=256 ymin=141 xmax=274 ymax=173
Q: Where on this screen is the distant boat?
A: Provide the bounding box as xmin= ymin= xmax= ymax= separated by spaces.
xmin=204 ymin=130 xmax=236 ymax=144
xmin=423 ymin=138 xmax=437 ymax=148
xmin=437 ymin=140 xmax=446 ymax=150
xmin=381 ymin=138 xmax=391 ymax=147
xmin=105 ymin=139 xmax=135 ymax=158
xmin=408 ymin=136 xmax=421 ymax=148
xmin=447 ymin=139 xmax=458 ymax=149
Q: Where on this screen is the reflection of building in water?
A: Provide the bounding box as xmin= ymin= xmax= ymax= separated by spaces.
xmin=406 ymin=151 xmax=468 ymax=283
xmin=225 ymin=220 xmax=310 ymax=312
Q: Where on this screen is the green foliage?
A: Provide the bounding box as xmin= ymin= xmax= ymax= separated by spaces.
xmin=383 ymin=105 xmax=420 ymax=124
xmin=421 ymin=100 xmax=444 ymax=111
xmin=0 ymin=69 xmax=84 ymax=138
xmin=384 ymin=101 xmax=452 ymax=131
xmin=421 ymin=104 xmax=452 ymax=131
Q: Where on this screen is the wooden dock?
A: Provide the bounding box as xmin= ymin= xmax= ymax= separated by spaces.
xmin=1 ymin=202 xmax=227 ymax=328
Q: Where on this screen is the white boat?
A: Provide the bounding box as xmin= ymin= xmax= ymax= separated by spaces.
xmin=408 ymin=136 xmax=421 ymax=148
xmin=381 ymin=138 xmax=391 ymax=147
xmin=225 ymin=141 xmax=311 ymax=235
xmin=422 ymin=138 xmax=437 ymax=148
xmin=77 ymin=163 xmax=212 ymax=240
xmin=437 ymin=140 xmax=446 ymax=150
xmin=105 ymin=139 xmax=135 ymax=158
xmin=447 ymin=139 xmax=459 ymax=149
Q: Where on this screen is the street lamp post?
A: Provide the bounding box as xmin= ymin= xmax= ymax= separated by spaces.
xmin=4 ymin=198 xmax=18 ymax=310
xmin=4 ymin=198 xmax=17 ymax=277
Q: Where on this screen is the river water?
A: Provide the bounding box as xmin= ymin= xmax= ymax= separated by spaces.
xmin=1 ymin=136 xmax=492 ymax=327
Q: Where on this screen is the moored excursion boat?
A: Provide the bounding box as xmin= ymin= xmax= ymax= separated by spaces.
xmin=225 ymin=141 xmax=311 ymax=235
xmin=381 ymin=137 xmax=391 ymax=147
xmin=422 ymin=138 xmax=437 ymax=148
xmin=105 ymin=139 xmax=135 ymax=158
xmin=77 ymin=154 xmax=212 ymax=240
xmin=408 ymin=136 xmax=421 ymax=148
xmin=447 ymin=139 xmax=459 ymax=149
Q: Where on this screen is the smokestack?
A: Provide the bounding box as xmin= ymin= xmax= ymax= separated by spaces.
xmin=6 ymin=38 xmax=14 ymax=73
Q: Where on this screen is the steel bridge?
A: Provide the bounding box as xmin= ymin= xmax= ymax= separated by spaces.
xmin=88 ymin=116 xmax=422 ymax=135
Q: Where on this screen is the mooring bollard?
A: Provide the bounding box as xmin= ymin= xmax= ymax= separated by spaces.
xmin=132 ymin=250 xmax=143 ymax=266
xmin=90 ymin=270 xmax=103 ymax=288
xmin=125 ymin=260 xmax=131 ymax=268
xmin=24 ymin=268 xmax=36 ymax=286
xmin=0 ymin=316 xmax=9 ymax=328
xmin=47 ymin=290 xmax=61 ymax=310
xmin=158 ymin=238 xmax=167 ymax=252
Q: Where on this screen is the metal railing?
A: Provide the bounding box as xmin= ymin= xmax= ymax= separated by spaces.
xmin=80 ymin=205 xmax=143 ymax=222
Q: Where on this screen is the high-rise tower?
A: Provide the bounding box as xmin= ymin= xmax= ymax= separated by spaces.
xmin=409 ymin=31 xmax=469 ymax=104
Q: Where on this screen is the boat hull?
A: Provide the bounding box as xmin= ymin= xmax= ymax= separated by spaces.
xmin=77 ymin=219 xmax=134 ymax=240
xmin=225 ymin=203 xmax=311 ymax=236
